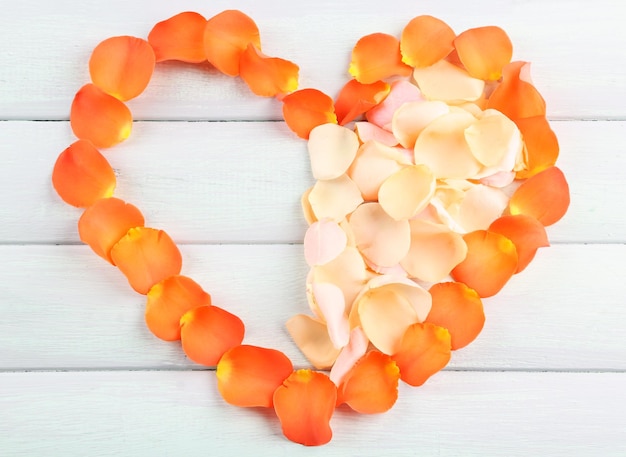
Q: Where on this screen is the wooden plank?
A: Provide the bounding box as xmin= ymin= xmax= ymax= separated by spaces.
xmin=1 ymin=370 xmax=624 ymax=456
xmin=1 ymin=120 xmax=623 ymax=244
xmin=0 ymin=244 xmax=624 ymax=370
xmin=1 ymin=0 xmax=624 ymax=120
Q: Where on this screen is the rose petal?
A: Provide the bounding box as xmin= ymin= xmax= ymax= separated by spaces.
xmin=308 ymin=174 xmax=363 ymax=222
xmin=465 ymin=109 xmax=522 ymax=168
xmin=479 ymin=170 xmax=516 ymax=188
xmin=378 ymin=165 xmax=436 ymax=221
xmin=451 ymin=230 xmax=518 ymax=298
xmin=334 ymin=79 xmax=390 ymax=125
xmin=203 ymin=9 xmax=260 ymax=76
xmin=426 ymin=282 xmax=485 ymax=350
xmin=487 ymin=61 xmax=546 ymax=120
xmin=52 ymin=140 xmax=116 ymax=207
xmin=366 ymin=80 xmax=424 ymax=130
xmin=508 ymin=166 xmax=570 ymax=226
xmin=311 ymin=282 xmax=349 ymax=348
xmin=308 ymin=123 xmax=359 ymax=180
xmin=89 ymin=36 xmax=155 ymax=101
xmin=349 ymin=202 xmax=411 ymax=267
xmin=303 ymin=219 xmax=348 ymax=266
xmin=282 ymin=89 xmax=337 ymax=139
xmin=145 ymin=275 xmax=211 ymax=341
xmin=216 ymin=345 xmax=293 ymax=408
xmin=489 ymin=214 xmax=550 ymax=273
xmin=413 ymin=59 xmax=485 ymax=103
xmin=337 ymin=350 xmax=400 ymax=413
xmin=77 ymin=198 xmax=145 ymax=264
xmin=329 ymin=327 xmax=369 ymax=386
xmin=392 ymin=322 xmax=451 ymax=386
xmin=515 ymin=116 xmax=560 ymax=179
xmin=354 ymin=122 xmax=398 ymax=146
xmin=348 ymin=140 xmax=410 ymax=201
xmin=180 ymin=305 xmax=245 ymax=366
xmin=239 ymin=44 xmax=299 ymax=97
xmin=400 ymin=15 xmax=456 ymax=68
xmin=110 ymin=227 xmax=182 ymax=294
xmin=454 ymin=26 xmax=513 ymax=81
xmin=273 ymin=370 xmax=336 ymax=446
xmin=400 ymin=219 xmax=467 ymax=282
xmin=456 ymin=184 xmax=510 ymax=232
xmin=301 ymin=187 xmax=317 ymax=224
xmin=392 ymin=101 xmax=450 ymax=149
xmin=70 ymin=84 xmax=132 ymax=149
xmin=349 ymin=33 xmax=412 ymax=84
xmin=414 ymin=111 xmax=482 ymax=179
xmin=148 ymin=12 xmax=207 ymax=63
xmin=285 ymin=314 xmax=341 ymax=369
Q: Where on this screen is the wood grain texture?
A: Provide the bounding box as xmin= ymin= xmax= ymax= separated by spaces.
xmin=1 ymin=370 xmax=624 ymax=457
xmin=1 ymin=120 xmax=624 ymax=244
xmin=0 ymin=0 xmax=625 ymax=120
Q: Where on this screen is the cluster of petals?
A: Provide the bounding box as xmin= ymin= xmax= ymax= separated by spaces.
xmin=49 ymin=10 xmax=571 ymax=447
xmin=292 ymin=13 xmax=571 ymax=428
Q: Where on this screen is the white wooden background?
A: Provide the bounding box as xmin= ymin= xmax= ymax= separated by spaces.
xmin=1 ymin=0 xmax=625 ymax=455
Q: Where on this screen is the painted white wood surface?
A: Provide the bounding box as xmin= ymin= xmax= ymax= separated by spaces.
xmin=1 ymin=0 xmax=625 ymax=455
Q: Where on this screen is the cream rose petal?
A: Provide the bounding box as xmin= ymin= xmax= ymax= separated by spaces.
xmin=300 ymin=187 xmax=317 ymax=225
xmin=311 ymin=282 xmax=350 ymax=349
xmin=364 ymin=275 xmax=432 ymax=321
xmin=285 ymin=314 xmax=341 ymax=369
xmin=329 ymin=327 xmax=369 ymax=386
xmin=378 ymin=164 xmax=436 ymax=221
xmin=349 ymin=202 xmax=411 ymax=267
xmin=308 ymin=174 xmax=364 ymax=221
xmin=308 ymin=123 xmax=360 ymax=180
xmin=400 ymin=219 xmax=468 ymax=282
xmin=354 ymin=122 xmax=399 ymax=146
xmin=348 ymin=140 xmax=410 ymax=201
xmin=366 ymin=79 xmax=424 ymax=130
xmin=414 ymin=112 xmax=482 ymax=179
xmin=413 ymin=59 xmax=485 ymax=103
xmin=391 ymin=100 xmax=449 ymax=149
xmin=303 ymin=219 xmax=348 ymax=266
xmin=480 ymin=170 xmax=516 ymax=188
xmin=465 ymin=109 xmax=522 ymax=168
xmin=456 ymin=184 xmax=510 ymax=232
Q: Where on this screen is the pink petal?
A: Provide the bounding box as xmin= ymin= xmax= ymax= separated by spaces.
xmin=329 ymin=327 xmax=369 ymax=386
xmin=354 ymin=122 xmax=399 ymax=146
xmin=311 ymin=282 xmax=350 ymax=348
xmin=366 ymin=80 xmax=424 ymax=130
xmin=456 ymin=184 xmax=510 ymax=232
xmin=479 ymin=171 xmax=516 ymax=187
xmin=303 ymin=219 xmax=348 ymax=266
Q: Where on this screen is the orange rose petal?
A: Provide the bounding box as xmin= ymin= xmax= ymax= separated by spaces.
xmin=334 ymin=79 xmax=390 ymax=126
xmin=216 ymin=345 xmax=293 ymax=408
xmin=286 ymin=314 xmax=341 ymax=369
xmin=515 ymin=116 xmax=560 ymax=179
xmin=145 ymin=275 xmax=211 ymax=341
xmin=400 ymin=15 xmax=456 ymax=68
xmin=489 ymin=214 xmax=550 ymax=273
xmin=426 ymin=282 xmax=485 ymax=350
xmin=89 ymin=36 xmax=155 ymax=101
xmin=148 ymin=12 xmax=208 ymax=63
xmin=203 ymin=9 xmax=261 ymax=76
xmin=282 ymin=89 xmax=338 ymax=139
xmin=451 ymin=230 xmax=518 ymax=298
xmin=273 ymin=369 xmax=337 ymax=446
xmin=337 ymin=350 xmax=399 ymax=413
xmin=52 ymin=140 xmax=116 ymax=207
xmin=349 ymin=202 xmax=411 ymax=268
xmin=78 ymin=197 xmax=145 ymax=264
xmin=349 ymin=33 xmax=412 ymax=84
xmin=392 ymin=322 xmax=451 ymax=386
xmin=110 ymin=227 xmax=182 ymax=294
xmin=378 ymin=164 xmax=436 ymax=220
xmin=239 ymin=44 xmax=299 ymax=97
xmin=180 ymin=305 xmax=245 ymax=366
xmin=400 ymin=219 xmax=467 ymax=282
xmin=487 ymin=61 xmax=546 ymax=120
xmin=454 ymin=26 xmax=513 ymax=81
xmin=508 ymin=166 xmax=570 ymax=226
xmin=70 ymin=84 xmax=132 ymax=149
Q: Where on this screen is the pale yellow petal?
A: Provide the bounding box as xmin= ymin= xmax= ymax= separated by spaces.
xmin=391 ymin=101 xmax=449 ymax=149
xmin=378 ymin=165 xmax=436 ymax=220
xmin=308 ymin=123 xmax=360 ymax=180
xmin=286 ymin=314 xmax=341 ymax=369
xmin=413 ymin=59 xmax=485 ymax=103
xmin=465 ymin=109 xmax=522 ymax=169
xmin=308 ymin=174 xmax=364 ymax=221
